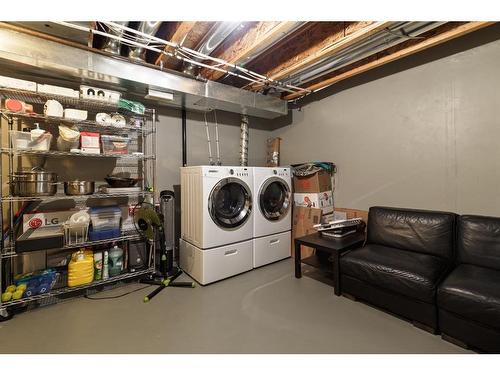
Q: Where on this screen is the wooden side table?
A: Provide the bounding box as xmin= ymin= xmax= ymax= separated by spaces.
xmin=294 ymin=232 xmax=365 ymax=296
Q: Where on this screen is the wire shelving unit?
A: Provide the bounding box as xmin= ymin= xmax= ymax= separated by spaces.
xmin=0 ymin=85 xmax=157 ymax=320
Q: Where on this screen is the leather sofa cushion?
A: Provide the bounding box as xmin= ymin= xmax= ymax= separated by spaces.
xmin=438 ymin=264 xmax=500 ymax=331
xmin=341 ymin=244 xmax=449 ymax=303
xmin=367 ymin=206 xmax=456 ymax=260
xmin=458 ymin=215 xmax=500 ymax=270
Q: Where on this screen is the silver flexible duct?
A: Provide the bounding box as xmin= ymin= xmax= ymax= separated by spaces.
xmin=239 ymin=115 xmax=249 ymax=166
xmin=183 ymin=22 xmax=241 ymax=76
xmin=101 ymin=21 xmax=129 ymax=55
xmin=128 ymin=21 xmax=162 ymax=61
xmin=285 ymin=22 xmax=445 ymax=87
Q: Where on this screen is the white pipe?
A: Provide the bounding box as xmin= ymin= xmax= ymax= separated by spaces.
xmin=204 ymin=112 xmax=214 ymax=165
xmin=213 ymin=110 xmax=221 ymax=166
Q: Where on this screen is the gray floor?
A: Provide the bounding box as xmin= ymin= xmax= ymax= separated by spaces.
xmin=0 ymin=259 xmax=469 ymax=354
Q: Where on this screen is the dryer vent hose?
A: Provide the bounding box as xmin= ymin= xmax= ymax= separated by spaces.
xmin=240 ymin=115 xmax=249 ymax=166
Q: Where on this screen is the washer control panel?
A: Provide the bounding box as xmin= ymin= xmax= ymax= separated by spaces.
xmin=235 ymin=169 xmax=250 ymax=177
xmin=205 ymin=166 xmax=250 ymax=178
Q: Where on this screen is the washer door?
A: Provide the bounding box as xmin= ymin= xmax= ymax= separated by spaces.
xmin=259 ymin=177 xmax=291 ymax=221
xmin=209 ymin=178 xmax=252 ymax=229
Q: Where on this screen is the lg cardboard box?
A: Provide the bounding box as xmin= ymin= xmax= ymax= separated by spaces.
xmin=292 ymin=206 xmax=322 ymax=258
xmin=293 ymin=191 xmax=333 ymax=214
xmin=293 ymin=170 xmax=332 ymax=193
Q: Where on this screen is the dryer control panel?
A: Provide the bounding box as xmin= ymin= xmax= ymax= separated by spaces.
xmin=273 ymin=168 xmax=290 ymax=178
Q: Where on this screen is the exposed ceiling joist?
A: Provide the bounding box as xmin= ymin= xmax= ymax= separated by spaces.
xmin=249 ymin=21 xmax=393 ymax=91
xmin=155 ymin=21 xmax=214 ymax=68
xmin=201 ymin=21 xmax=304 ymax=81
xmin=284 ymin=21 xmax=495 ymax=101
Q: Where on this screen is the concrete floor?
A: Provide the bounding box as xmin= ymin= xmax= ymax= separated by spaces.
xmin=0 ymin=259 xmax=468 ymax=354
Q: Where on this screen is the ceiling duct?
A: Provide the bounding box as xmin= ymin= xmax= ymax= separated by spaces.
xmin=101 ymin=21 xmax=129 ymax=55
xmin=128 ymin=21 xmax=162 ymax=61
xmin=0 ymin=27 xmax=287 ymax=119
xmin=239 ymin=115 xmax=249 ymax=167
xmin=284 ymin=22 xmax=446 ymax=87
xmin=183 ymin=22 xmax=242 ymax=76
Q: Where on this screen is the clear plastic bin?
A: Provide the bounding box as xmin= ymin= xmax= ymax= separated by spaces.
xmin=89 ymin=206 xmax=122 ymax=232
xmin=10 ymin=130 xmax=53 ymax=151
xmin=101 ymin=135 xmax=130 ymax=155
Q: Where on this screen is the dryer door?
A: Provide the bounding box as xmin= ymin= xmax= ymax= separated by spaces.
xmin=259 ymin=177 xmax=291 ymax=221
xmin=208 ymin=178 xmax=252 ymax=229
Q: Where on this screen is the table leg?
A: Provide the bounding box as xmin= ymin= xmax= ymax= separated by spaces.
xmin=294 ymin=241 xmax=302 ymax=278
xmin=333 ymin=252 xmax=341 ymax=296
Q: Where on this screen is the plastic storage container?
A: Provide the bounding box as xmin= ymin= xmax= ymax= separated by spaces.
xmin=30 ymin=123 xmax=52 ymax=151
xmin=67 ymin=250 xmax=94 ymax=287
xmin=10 ymin=130 xmax=53 ymax=151
xmin=89 ymin=206 xmax=122 ymax=241
xmin=101 ymin=135 xmax=131 ymax=155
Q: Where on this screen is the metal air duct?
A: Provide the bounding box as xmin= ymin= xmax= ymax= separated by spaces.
xmin=0 ymin=27 xmax=287 ymax=118
xmin=101 ymin=21 xmax=129 ymax=55
xmin=183 ymin=22 xmax=242 ymax=76
xmin=128 ymin=21 xmax=162 ymax=61
xmin=284 ymin=22 xmax=446 ymax=87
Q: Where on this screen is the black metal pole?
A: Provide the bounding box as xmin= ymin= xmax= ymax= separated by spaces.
xmin=182 ymin=108 xmax=187 ymax=167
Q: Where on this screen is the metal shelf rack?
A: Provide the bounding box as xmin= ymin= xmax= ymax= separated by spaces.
xmin=0 ymin=148 xmax=155 ymax=160
xmin=1 ymin=267 xmax=154 ymax=308
xmin=1 ymin=231 xmax=143 ymax=258
xmin=0 ymin=110 xmax=154 ymax=135
xmin=0 ymin=87 xmax=155 ymax=118
xmin=0 ymin=84 xmax=157 ymax=320
xmin=0 ymin=191 xmax=154 ymax=203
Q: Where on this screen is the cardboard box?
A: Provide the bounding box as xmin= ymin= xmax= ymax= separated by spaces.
xmin=266 ymin=137 xmax=281 ymax=167
xmin=23 ymin=210 xmax=85 ymax=233
xmin=293 ymin=191 xmax=333 ymax=214
xmin=293 ymin=170 xmax=332 ymax=193
xmin=292 ymin=206 xmax=322 ymax=258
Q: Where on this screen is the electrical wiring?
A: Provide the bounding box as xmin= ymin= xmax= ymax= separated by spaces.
xmin=84 ymin=284 xmax=151 ymax=300
xmin=54 ymin=21 xmax=310 ymax=97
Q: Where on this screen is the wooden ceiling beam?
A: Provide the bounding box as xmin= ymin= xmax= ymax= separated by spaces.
xmin=284 ymin=21 xmax=495 ymax=101
xmin=247 ymin=21 xmax=392 ymax=91
xmin=201 ymin=21 xmax=304 ymax=81
xmin=155 ymin=21 xmax=214 ymax=69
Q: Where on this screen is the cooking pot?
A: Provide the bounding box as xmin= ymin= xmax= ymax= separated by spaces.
xmin=11 ymin=167 xmax=58 ymax=197
xmin=64 ymin=180 xmax=95 ymax=196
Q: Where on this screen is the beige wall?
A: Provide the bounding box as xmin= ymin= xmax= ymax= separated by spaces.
xmin=273 ymin=36 xmax=500 ymax=216
xmin=156 ymin=108 xmax=270 ymax=192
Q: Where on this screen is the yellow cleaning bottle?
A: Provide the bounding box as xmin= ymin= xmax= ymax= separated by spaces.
xmin=67 ymin=249 xmax=94 ymax=287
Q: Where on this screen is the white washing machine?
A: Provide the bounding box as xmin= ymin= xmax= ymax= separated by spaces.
xmin=180 ymin=165 xmax=254 ymax=284
xmin=252 ymin=166 xmax=292 ymax=268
